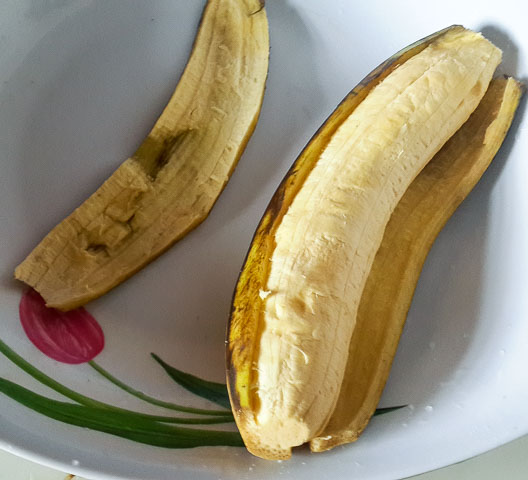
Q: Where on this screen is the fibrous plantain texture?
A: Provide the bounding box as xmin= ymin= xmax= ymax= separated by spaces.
xmin=310 ymin=76 xmax=522 ymax=452
xmin=15 ymin=0 xmax=269 ymax=310
xmin=227 ymin=26 xmax=501 ymax=460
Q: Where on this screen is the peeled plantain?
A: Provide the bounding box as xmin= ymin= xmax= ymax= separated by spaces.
xmin=310 ymin=76 xmax=522 ymax=452
xmin=15 ymin=0 xmax=269 ymax=310
xmin=227 ymin=26 xmax=504 ymax=460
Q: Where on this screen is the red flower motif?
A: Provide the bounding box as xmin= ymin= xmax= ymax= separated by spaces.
xmin=19 ymin=289 xmax=104 ymax=364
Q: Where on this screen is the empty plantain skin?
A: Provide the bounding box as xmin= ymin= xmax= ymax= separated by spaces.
xmin=15 ymin=0 xmax=269 ymax=310
xmin=227 ymin=26 xmax=502 ymax=460
xmin=310 ymin=76 xmax=523 ymax=452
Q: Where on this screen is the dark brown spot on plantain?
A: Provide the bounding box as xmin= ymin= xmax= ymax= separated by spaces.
xmin=135 ymin=129 xmax=197 ymax=180
xmin=85 ymin=244 xmax=109 ymax=256
xmin=125 ymin=213 xmax=136 ymax=230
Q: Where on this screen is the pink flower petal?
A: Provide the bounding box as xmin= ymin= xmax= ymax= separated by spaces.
xmin=19 ymin=289 xmax=104 ymax=364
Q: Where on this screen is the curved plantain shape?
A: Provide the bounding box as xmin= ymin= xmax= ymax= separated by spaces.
xmin=227 ymin=26 xmax=503 ymax=459
xmin=310 ymin=76 xmax=523 ymax=452
xmin=227 ymin=23 xmax=461 ymax=431
xmin=15 ymin=0 xmax=269 ymax=310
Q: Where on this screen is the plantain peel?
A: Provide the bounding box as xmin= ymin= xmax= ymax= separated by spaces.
xmin=15 ymin=0 xmax=269 ymax=310
xmin=227 ymin=26 xmax=505 ymax=460
xmin=310 ymin=76 xmax=522 ymax=453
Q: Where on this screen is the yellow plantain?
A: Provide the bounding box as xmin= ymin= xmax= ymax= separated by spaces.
xmin=310 ymin=76 xmax=523 ymax=452
xmin=227 ymin=26 xmax=502 ymax=459
xmin=15 ymin=0 xmax=269 ymax=310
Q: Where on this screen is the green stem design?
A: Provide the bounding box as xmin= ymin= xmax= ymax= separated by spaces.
xmin=373 ymin=405 xmax=407 ymax=416
xmin=0 ymin=377 xmax=243 ymax=448
xmin=150 ymin=353 xmax=407 ymax=418
xmin=151 ymin=353 xmax=231 ymax=409
xmin=88 ymin=360 xmax=231 ymax=417
xmin=0 ymin=338 xmax=406 ymax=449
xmin=0 ymin=339 xmax=231 ymax=425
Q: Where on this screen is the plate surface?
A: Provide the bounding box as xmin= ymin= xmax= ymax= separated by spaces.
xmin=0 ymin=1 xmax=527 ymax=479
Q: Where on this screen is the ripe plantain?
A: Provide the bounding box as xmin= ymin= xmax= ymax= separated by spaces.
xmin=227 ymin=26 xmax=503 ymax=460
xmin=310 ymin=76 xmax=523 ymax=452
xmin=15 ymin=0 xmax=269 ymax=310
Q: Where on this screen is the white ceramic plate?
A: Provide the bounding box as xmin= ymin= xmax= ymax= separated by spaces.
xmin=0 ymin=1 xmax=527 ymax=479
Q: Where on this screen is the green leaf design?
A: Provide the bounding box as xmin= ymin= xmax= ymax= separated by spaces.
xmin=88 ymin=360 xmax=232 ymax=417
xmin=151 ymin=352 xmax=408 ymax=417
xmin=0 ymin=377 xmax=243 ymax=448
xmin=0 ymin=337 xmax=105 ymax=409
xmin=0 ymin=338 xmax=406 ymax=449
xmin=0 ymin=339 xmax=231 ymax=424
xmin=372 ymin=405 xmax=407 ymax=416
xmin=151 ymin=353 xmax=230 ymax=409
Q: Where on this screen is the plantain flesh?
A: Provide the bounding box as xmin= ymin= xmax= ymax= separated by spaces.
xmin=15 ymin=0 xmax=269 ymax=310
xmin=310 ymin=76 xmax=523 ymax=452
xmin=227 ymin=26 xmax=502 ymax=460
